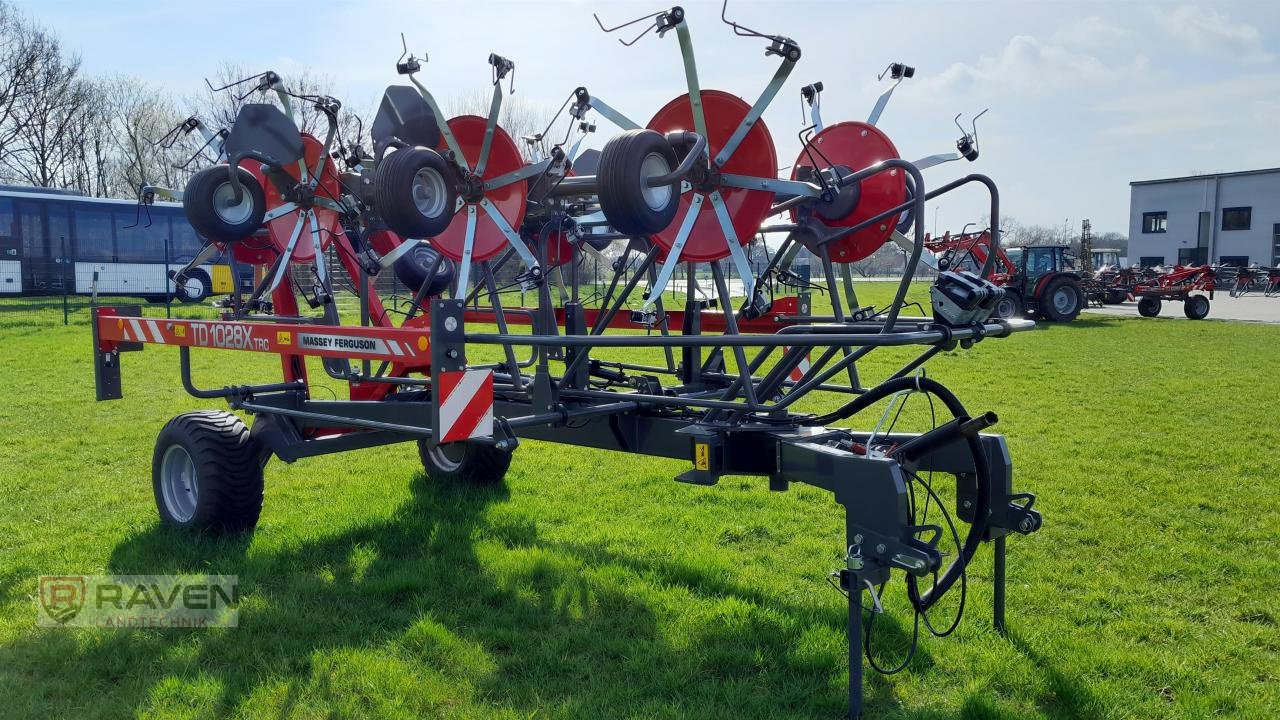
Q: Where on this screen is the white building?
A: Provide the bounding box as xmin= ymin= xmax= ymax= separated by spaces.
xmin=1128 ymin=168 xmax=1280 ymax=268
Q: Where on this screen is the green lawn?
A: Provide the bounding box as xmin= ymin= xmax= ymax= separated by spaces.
xmin=0 ymin=287 xmax=1277 ymax=719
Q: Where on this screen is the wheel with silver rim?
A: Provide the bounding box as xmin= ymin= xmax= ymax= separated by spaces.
xmin=598 ymin=129 xmax=681 ymax=236
xmin=992 ymin=292 xmax=1021 ymax=320
xmin=417 ymin=438 xmax=513 ymax=486
xmin=159 ymin=444 xmax=198 ymax=523
xmin=374 ymin=147 xmax=458 ymax=239
xmin=183 ymin=165 xmax=266 ymax=243
xmin=1038 ymin=276 xmax=1083 ymax=322
xmin=1183 ymin=295 xmax=1210 ymax=320
xmin=152 ymin=411 xmax=265 ymax=532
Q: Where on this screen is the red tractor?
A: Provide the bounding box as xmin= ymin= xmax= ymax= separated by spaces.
xmin=926 ymin=231 xmax=1085 ymax=322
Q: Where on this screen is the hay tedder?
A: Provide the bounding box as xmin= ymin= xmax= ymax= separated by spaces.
xmin=90 ymin=5 xmax=1042 ymax=715
xmin=1132 ymin=264 xmax=1216 ymax=319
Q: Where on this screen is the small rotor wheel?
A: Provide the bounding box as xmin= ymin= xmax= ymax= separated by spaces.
xmin=182 ymin=165 xmax=266 ymax=243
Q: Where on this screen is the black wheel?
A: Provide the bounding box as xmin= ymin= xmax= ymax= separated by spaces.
xmin=992 ymin=292 xmax=1022 ymax=320
xmin=417 ymin=438 xmax=512 ymax=486
xmin=183 ymin=165 xmax=266 ymax=243
xmin=597 ymin=129 xmax=681 ymax=236
xmin=1183 ymin=295 xmax=1210 ymax=320
xmin=375 ymin=147 xmax=457 ymax=238
xmin=1137 ymin=296 xmax=1162 ymax=317
xmin=175 ymin=269 xmax=211 ymax=304
xmin=1104 ymin=289 xmax=1128 ymax=304
xmin=393 ymin=242 xmax=456 ymax=296
xmin=1038 ymin=276 xmax=1083 ymax=322
xmin=152 ymin=411 xmax=265 ymax=533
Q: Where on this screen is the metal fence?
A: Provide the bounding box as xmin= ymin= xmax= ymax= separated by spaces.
xmin=0 ymin=240 xmax=935 ymax=330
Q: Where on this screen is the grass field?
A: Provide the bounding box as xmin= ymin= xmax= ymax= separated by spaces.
xmin=0 ymin=286 xmax=1278 ymax=719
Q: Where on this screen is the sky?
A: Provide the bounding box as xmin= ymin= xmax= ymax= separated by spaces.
xmin=19 ymin=0 xmax=1280 ymax=236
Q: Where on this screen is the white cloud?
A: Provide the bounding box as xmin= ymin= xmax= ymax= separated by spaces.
xmin=1154 ymin=5 xmax=1274 ymax=64
xmin=1049 ymin=16 xmax=1130 ymax=49
xmin=923 ymin=34 xmax=1147 ymax=98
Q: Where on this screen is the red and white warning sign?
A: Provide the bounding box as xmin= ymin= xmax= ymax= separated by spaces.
xmin=436 ymin=369 xmax=495 ymax=443
xmin=786 ymin=347 xmax=811 ymax=383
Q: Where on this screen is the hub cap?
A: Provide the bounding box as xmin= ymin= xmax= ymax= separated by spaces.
xmin=160 ymin=444 xmax=198 ymax=522
xmin=1053 ymin=287 xmax=1077 ymax=314
xmin=428 ymin=442 xmax=466 ymax=472
xmin=212 ymin=181 xmax=254 ymax=224
xmin=639 ymin=152 xmax=673 ymax=211
xmin=412 ymin=166 xmax=448 ymax=219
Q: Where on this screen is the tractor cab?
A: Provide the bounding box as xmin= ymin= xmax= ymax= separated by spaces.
xmin=1092 ymin=248 xmax=1123 ymax=270
xmin=1019 ymin=245 xmax=1072 ymax=278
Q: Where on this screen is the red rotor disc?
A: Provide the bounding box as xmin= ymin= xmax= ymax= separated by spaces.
xmin=544 ymin=226 xmax=574 ymax=267
xmin=430 ymin=115 xmax=527 ymax=263
xmin=647 ymin=90 xmax=777 ymax=263
xmin=255 ymin=133 xmax=343 ymax=263
xmin=791 ymin=121 xmax=905 ymax=263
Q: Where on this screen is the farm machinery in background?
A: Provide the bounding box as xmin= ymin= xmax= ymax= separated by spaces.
xmin=1222 ymin=263 xmax=1280 ymax=298
xmin=89 ymin=4 xmax=1044 ymax=716
xmin=924 ymin=230 xmax=1086 ymax=322
xmin=1086 ymin=263 xmax=1217 ymax=319
xmin=1130 ymin=263 xmax=1216 ymax=319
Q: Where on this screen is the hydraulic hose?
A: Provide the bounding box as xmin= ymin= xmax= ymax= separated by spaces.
xmin=813 ymin=375 xmax=991 ymax=611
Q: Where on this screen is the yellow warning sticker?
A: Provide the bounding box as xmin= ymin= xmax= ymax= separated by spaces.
xmin=694 ymin=443 xmax=710 ymax=471
xmin=276 ymin=331 xmax=292 ymax=345
xmin=173 ymin=325 xmax=186 ymax=338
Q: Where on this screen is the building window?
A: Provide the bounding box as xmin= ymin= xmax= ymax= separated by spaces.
xmin=1139 ymin=256 xmax=1165 ymax=268
xmin=1142 ymin=212 xmax=1167 ymax=233
xmin=1178 ymin=247 xmax=1207 ymax=266
xmin=1219 ymin=255 xmax=1250 ymax=268
xmin=1273 ymin=224 xmax=1279 ymax=266
xmin=1222 ymin=207 xmax=1251 ymax=231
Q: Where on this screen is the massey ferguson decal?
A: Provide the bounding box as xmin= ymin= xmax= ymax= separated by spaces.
xmin=297 ymin=332 xmax=413 ymax=358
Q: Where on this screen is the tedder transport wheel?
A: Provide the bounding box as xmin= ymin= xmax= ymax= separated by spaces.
xmin=375 ymin=147 xmax=458 ymax=239
xmin=1137 ymin=296 xmax=1162 ymax=317
xmin=152 ymin=411 xmax=265 ymax=533
xmin=393 ymin=242 xmax=456 ymax=297
xmin=1104 ymin=289 xmax=1128 ymax=304
xmin=597 ymin=129 xmax=681 ymax=236
xmin=1038 ymin=277 xmax=1084 ymax=322
xmin=183 ymin=165 xmax=267 ymax=243
xmin=1184 ymin=295 xmax=1210 ymax=320
xmin=993 ymin=292 xmax=1022 ymax=320
xmin=417 ymin=439 xmax=513 ymax=486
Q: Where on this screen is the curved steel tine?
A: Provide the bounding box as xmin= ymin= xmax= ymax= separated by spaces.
xmin=720 ymin=0 xmax=762 ymax=38
xmin=593 ymin=9 xmax=663 ymax=33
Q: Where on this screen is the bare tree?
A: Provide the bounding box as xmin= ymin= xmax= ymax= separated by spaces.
xmin=195 ymin=62 xmax=356 ymax=138
xmin=102 ymin=75 xmax=197 ymax=197
xmin=447 ymin=88 xmax=553 ymax=161
xmin=0 ymin=1 xmax=45 ymax=172
xmin=1 ymin=30 xmax=88 ymax=188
